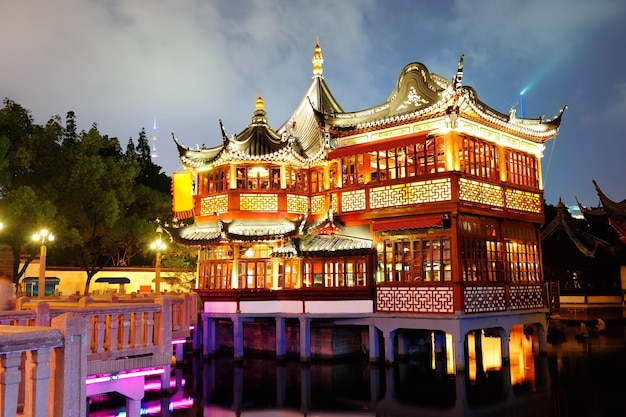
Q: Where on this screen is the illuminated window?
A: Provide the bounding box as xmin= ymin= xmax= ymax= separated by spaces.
xmin=279 ymin=258 xmax=300 ymax=289
xmin=370 ymin=136 xmax=446 ymax=184
xmin=341 ymin=155 xmax=365 ymax=186
xmin=237 ymin=260 xmax=273 ymax=289
xmin=377 ymin=234 xmax=451 ymax=283
xmin=310 ymin=168 xmax=324 ymax=193
xmin=459 ymin=136 xmax=498 ymax=180
xmin=302 ymin=258 xmax=368 ymax=288
xmin=285 ymin=167 xmax=309 ymax=192
xmin=507 ymin=150 xmax=539 ymax=189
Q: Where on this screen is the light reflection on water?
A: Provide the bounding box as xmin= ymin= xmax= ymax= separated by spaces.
xmin=89 ymin=322 xmax=626 ymax=417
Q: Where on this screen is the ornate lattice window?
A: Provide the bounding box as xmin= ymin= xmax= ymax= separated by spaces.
xmin=278 ymin=258 xmax=300 ymax=289
xmin=459 ymin=216 xmax=540 ymax=283
xmin=205 ymin=261 xmax=232 ymax=289
xmin=310 ymin=168 xmax=324 ymax=193
xmin=341 ymin=155 xmax=365 ymax=186
xmin=301 ymin=258 xmax=368 ymax=288
xmin=285 ymin=167 xmax=308 ymax=192
xmin=199 ymin=168 xmax=228 ymax=194
xmin=503 ymin=222 xmax=540 ymax=282
xmin=460 ymin=238 xmax=503 ymax=282
xmin=506 ymin=150 xmax=539 ymax=189
xmin=459 ymin=135 xmax=498 ymax=180
xmin=459 ymin=216 xmax=503 ymax=283
xmin=377 ymin=234 xmax=451 ymax=283
xmin=237 ymin=260 xmax=273 ymax=289
xmin=370 ymin=136 xmax=446 ymax=184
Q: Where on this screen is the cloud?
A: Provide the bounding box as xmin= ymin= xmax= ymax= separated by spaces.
xmin=603 ymin=83 xmax=626 ymax=127
xmin=1 ymin=0 xmax=626 ymax=205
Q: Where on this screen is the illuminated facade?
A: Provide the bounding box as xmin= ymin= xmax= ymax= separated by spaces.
xmin=170 ymin=40 xmax=565 ymax=367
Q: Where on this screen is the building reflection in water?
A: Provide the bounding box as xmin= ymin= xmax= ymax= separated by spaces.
xmin=88 ymin=324 xmax=626 ymax=416
xmin=199 ymin=323 xmax=552 ymax=417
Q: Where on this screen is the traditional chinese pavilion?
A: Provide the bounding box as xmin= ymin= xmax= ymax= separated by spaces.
xmin=542 ymin=198 xmax=620 ymax=292
xmin=170 ymin=39 xmax=566 ymax=371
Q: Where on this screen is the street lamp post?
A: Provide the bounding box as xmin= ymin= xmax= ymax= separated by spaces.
xmin=33 ymin=229 xmax=54 ymax=299
xmin=151 ymin=226 xmax=166 ymax=293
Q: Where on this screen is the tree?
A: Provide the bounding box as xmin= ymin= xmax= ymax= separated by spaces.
xmin=0 ymin=99 xmax=65 ymax=284
xmin=1 ymin=186 xmax=61 ymax=283
xmin=0 ymin=100 xmax=178 ymax=294
xmin=116 ymin=129 xmax=172 ymax=267
xmin=160 ymin=238 xmax=197 ymax=292
xmin=53 ymin=126 xmax=140 ymax=294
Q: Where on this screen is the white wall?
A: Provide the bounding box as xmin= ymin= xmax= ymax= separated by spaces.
xmin=19 ymin=262 xmax=184 ymax=295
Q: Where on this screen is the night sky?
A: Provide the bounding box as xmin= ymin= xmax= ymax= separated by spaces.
xmin=2 ymin=0 xmax=625 ymax=207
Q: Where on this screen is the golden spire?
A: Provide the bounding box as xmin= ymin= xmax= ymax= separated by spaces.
xmin=312 ymin=36 xmax=324 ymax=76
xmin=255 ymin=91 xmax=265 ymax=113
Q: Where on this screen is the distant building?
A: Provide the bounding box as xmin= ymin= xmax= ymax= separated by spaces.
xmin=169 ymin=40 xmax=565 ymax=367
xmin=544 ymin=182 xmax=626 ymax=294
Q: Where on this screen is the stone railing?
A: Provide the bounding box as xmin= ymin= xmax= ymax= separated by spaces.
xmin=20 ymin=292 xmax=199 ymax=341
xmin=0 ymin=312 xmax=87 ymax=417
xmin=15 ymin=297 xmax=175 ymax=377
xmin=0 ymin=294 xmax=192 ymax=416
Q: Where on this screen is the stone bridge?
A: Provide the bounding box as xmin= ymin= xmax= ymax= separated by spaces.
xmin=0 ymin=292 xmax=199 ymax=417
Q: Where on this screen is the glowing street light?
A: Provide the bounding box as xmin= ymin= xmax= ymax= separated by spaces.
xmin=33 ymin=229 xmax=54 ymax=299
xmin=150 ymin=226 xmax=166 ymax=293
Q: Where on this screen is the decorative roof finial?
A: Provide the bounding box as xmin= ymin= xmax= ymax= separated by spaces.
xmin=255 ymin=91 xmax=265 ymax=113
xmin=254 ymin=91 xmax=265 ymax=116
xmin=312 ymin=36 xmax=324 ymax=77
xmin=454 ymin=54 xmax=464 ymax=92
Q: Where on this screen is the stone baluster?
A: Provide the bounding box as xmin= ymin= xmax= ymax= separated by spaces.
xmin=119 ymin=312 xmax=131 ymax=350
xmin=144 ymin=311 xmax=155 ymax=347
xmin=86 ymin=317 xmax=94 ymax=353
xmin=95 ymin=314 xmax=106 ymax=354
xmin=24 ymin=347 xmax=52 ymax=417
xmin=0 ymin=352 xmax=21 ymax=417
xmin=131 ymin=311 xmax=142 ymax=348
xmin=106 ymin=313 xmax=119 ymax=352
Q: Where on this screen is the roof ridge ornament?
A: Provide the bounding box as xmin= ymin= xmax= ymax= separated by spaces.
xmin=219 ymin=119 xmax=229 ymax=145
xmin=312 ymin=36 xmax=324 ymax=77
xmin=446 ymin=53 xmax=465 ymax=129
xmin=454 ymin=54 xmax=464 ymax=92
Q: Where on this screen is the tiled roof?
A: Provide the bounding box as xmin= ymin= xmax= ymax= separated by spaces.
xmin=273 ymin=234 xmax=373 ymax=258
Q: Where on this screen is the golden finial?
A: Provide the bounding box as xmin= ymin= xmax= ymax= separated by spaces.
xmin=312 ymin=36 xmax=324 ymax=76
xmin=255 ymin=91 xmax=265 ymax=113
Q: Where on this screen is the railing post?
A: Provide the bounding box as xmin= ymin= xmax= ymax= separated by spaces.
xmin=155 ymin=297 xmax=173 ymax=351
xmin=182 ymin=294 xmax=191 ymax=330
xmin=50 ymin=312 xmax=88 ymax=417
xmin=156 ymin=296 xmax=173 ymax=391
xmin=0 ymin=352 xmax=21 ymax=417
xmin=33 ymin=302 xmax=50 ymax=327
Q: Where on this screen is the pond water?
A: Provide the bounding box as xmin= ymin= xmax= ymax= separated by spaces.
xmin=89 ymin=321 xmax=626 ymax=417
